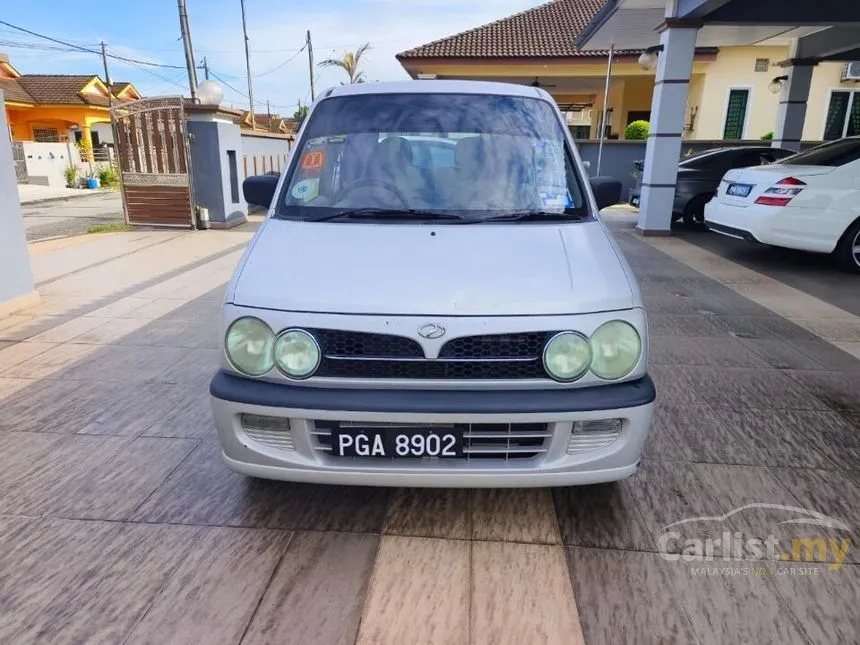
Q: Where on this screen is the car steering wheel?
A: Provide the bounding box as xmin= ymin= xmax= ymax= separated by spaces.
xmin=333 ymin=178 xmax=409 ymax=208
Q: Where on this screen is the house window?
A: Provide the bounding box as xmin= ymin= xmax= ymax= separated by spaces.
xmin=823 ymin=90 xmax=860 ymax=140
xmin=723 ymin=89 xmax=750 ymax=140
xmin=754 ymin=58 xmax=770 ymax=72
xmin=568 ymin=126 xmax=591 ymax=140
xmin=32 ymin=127 xmax=60 ymax=142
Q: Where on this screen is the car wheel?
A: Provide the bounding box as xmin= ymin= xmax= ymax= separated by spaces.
xmin=834 ymin=218 xmax=860 ymax=273
xmin=682 ymin=194 xmax=709 ymax=227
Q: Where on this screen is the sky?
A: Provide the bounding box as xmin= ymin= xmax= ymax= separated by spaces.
xmin=1 ymin=0 xmax=545 ymax=117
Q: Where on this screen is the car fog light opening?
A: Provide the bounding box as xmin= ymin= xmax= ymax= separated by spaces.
xmin=241 ymin=414 xmax=295 ymax=451
xmin=274 ymin=329 xmax=321 ymax=379
xmin=225 ymin=317 xmax=275 ymax=376
xmin=543 ymin=332 xmax=592 ymax=382
xmin=568 ymin=418 xmax=622 ymax=454
xmin=589 ymin=320 xmax=641 ymax=380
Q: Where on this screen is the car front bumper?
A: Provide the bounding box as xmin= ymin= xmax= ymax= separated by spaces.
xmin=209 ymin=370 xmax=656 ymax=488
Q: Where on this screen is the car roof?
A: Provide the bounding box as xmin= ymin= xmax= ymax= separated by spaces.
xmin=318 ymin=79 xmax=550 ymax=101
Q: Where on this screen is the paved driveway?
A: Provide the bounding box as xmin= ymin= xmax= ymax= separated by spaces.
xmin=0 ymin=219 xmax=858 ymax=644
xmin=21 ymin=191 xmax=124 ymax=241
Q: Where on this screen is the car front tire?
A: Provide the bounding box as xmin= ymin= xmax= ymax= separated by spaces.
xmin=834 ymin=218 xmax=860 ymax=274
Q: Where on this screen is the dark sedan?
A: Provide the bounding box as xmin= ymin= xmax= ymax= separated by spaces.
xmin=672 ymin=146 xmax=795 ymax=224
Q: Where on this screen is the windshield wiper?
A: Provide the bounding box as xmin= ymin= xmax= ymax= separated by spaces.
xmin=476 ymin=209 xmax=588 ymax=223
xmin=307 ymin=208 xmax=466 ymax=222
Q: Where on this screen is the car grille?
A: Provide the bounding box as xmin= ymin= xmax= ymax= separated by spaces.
xmin=311 ymin=421 xmax=551 ymax=460
xmin=312 ymin=330 xmax=556 ymax=380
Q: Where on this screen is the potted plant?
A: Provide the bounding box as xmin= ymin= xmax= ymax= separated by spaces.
xmin=83 ymin=169 xmax=100 ymax=189
xmin=64 ymin=165 xmax=78 ymax=188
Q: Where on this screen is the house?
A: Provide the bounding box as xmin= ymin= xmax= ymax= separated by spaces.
xmin=238 ymin=110 xmax=297 ymax=135
xmin=397 ymin=0 xmax=852 ymax=142
xmin=1 ymin=53 xmax=141 ymax=157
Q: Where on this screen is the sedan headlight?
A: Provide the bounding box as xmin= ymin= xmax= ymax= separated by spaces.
xmin=590 ymin=320 xmax=642 ymax=380
xmin=274 ymin=329 xmax=321 ymax=379
xmin=225 ymin=317 xmax=275 ymax=376
xmin=543 ymin=332 xmax=592 ymax=382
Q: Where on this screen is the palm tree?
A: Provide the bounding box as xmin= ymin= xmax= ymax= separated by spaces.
xmin=318 ymin=43 xmax=372 ymax=84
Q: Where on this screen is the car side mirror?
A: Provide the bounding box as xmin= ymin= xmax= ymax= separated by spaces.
xmin=243 ymin=174 xmax=279 ymax=208
xmin=589 ymin=176 xmax=622 ymax=211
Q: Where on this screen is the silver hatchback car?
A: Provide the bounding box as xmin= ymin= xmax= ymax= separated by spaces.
xmin=210 ymin=80 xmax=654 ymax=487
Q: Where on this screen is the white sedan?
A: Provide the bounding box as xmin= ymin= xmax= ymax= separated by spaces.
xmin=704 ymin=137 xmax=860 ymax=272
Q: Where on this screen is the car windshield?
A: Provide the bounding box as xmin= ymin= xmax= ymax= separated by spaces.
xmin=274 ymin=92 xmax=588 ymax=223
xmin=780 ymin=138 xmax=860 ymax=167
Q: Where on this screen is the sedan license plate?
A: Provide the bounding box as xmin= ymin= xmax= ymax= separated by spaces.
xmin=332 ymin=427 xmax=464 ymax=458
xmin=727 ymin=183 xmax=752 ymax=197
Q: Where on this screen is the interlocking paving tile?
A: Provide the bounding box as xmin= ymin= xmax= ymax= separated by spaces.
xmin=654 ymin=403 xmax=759 ymax=465
xmin=709 ymin=408 xmax=842 ymax=469
xmin=131 ymin=439 xmax=312 ymax=528
xmin=125 ymin=527 xmax=289 ymax=645
xmin=244 ymin=531 xmax=378 ymax=645
xmin=649 ymin=335 xmax=767 ymax=368
xmin=790 ymin=338 xmax=860 ymax=372
xmin=682 ymin=366 xmax=831 ymax=411
xmin=646 ymin=313 xmax=728 ymax=337
xmin=768 ymin=563 xmax=860 ymax=643
xmin=740 ymin=338 xmax=825 ymax=370
xmin=471 ymin=541 xmax=583 ymax=645
xmin=567 ymin=547 xmax=696 ymax=645
xmin=643 ymin=416 xmax=687 ymax=461
xmin=649 ymin=365 xmax=708 ymax=408
xmin=9 ymin=523 xmax=201 ymax=645
xmin=296 ymin=485 xmax=390 ymax=533
xmin=0 ymin=436 xmax=196 ymax=520
xmin=0 ymin=432 xmax=66 ymax=482
xmin=783 ymin=370 xmax=860 ymax=412
xmin=141 ymin=380 xmax=216 ymax=439
xmin=383 ymin=488 xmax=470 ymax=539
xmin=553 ymin=484 xmax=655 ymax=550
xmin=702 ymin=314 xmax=770 ymax=339
xmin=624 ymin=460 xmax=725 ymax=553
xmin=356 ymin=536 xmax=469 ymax=645
xmin=75 ymin=382 xmax=189 ymax=437
xmin=664 ymin=559 xmax=810 ymax=645
xmin=471 ymin=488 xmax=561 ymax=544
xmin=0 ymin=518 xmax=119 ymax=642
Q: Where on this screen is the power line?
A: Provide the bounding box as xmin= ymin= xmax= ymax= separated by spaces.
xmin=0 ymin=19 xmax=189 ymax=69
xmin=255 ymin=43 xmax=306 ymax=78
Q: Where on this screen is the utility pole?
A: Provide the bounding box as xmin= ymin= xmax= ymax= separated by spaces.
xmin=100 ymin=41 xmax=113 ymax=108
xmin=202 ymin=55 xmax=210 ymax=80
xmin=240 ymin=0 xmax=255 ymax=130
xmin=177 ymin=0 xmax=199 ymax=100
xmin=307 ymin=30 xmax=315 ymax=102
xmin=266 ymin=99 xmax=271 ymax=131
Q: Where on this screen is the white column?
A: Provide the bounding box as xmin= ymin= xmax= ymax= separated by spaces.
xmin=772 ymin=63 xmax=815 ymax=152
xmin=636 ymin=24 xmax=698 ymax=236
xmin=0 ymin=89 xmax=37 ymax=314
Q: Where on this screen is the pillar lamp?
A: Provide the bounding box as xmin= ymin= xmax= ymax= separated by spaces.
xmin=769 ymin=75 xmax=788 ymax=94
xmin=197 ymin=80 xmax=224 ymax=106
xmin=638 ymin=45 xmax=663 ymax=72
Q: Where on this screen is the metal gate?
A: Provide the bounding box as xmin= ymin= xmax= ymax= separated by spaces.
xmin=12 ymin=142 xmax=28 ymax=184
xmin=110 ymin=97 xmax=195 ymax=227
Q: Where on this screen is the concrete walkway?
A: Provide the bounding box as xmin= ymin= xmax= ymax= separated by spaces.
xmin=21 ymin=191 xmax=124 ymax=241
xmin=0 ymin=218 xmax=857 ymax=644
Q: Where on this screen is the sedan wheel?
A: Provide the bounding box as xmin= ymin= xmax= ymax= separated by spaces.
xmin=834 ymin=219 xmax=860 ymax=273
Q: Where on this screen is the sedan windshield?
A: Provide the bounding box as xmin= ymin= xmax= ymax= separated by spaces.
xmin=275 ymin=92 xmax=588 ymax=223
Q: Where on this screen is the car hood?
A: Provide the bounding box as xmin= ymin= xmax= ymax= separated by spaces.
xmin=231 ymin=219 xmax=635 ymax=316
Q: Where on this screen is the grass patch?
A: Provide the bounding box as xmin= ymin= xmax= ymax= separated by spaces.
xmin=86 ymin=223 xmax=134 ymax=234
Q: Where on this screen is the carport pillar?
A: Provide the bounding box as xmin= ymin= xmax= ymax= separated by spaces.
xmin=636 ymin=23 xmax=698 ymax=236
xmin=772 ymin=61 xmax=815 ymax=152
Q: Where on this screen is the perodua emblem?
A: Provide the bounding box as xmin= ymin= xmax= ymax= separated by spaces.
xmin=418 ymin=323 xmax=446 ymax=339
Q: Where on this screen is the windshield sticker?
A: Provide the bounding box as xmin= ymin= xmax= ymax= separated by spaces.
xmin=300 ymin=150 xmax=327 ymax=172
xmin=328 ymin=135 xmax=346 ymax=144
xmin=307 ymin=136 xmax=326 ymax=147
xmin=539 ymin=191 xmax=568 ymax=210
xmin=291 ymin=178 xmax=320 ymax=202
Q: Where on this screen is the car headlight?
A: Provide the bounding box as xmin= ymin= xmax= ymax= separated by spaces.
xmin=590 ymin=320 xmax=642 ymax=380
xmin=543 ymin=332 xmax=592 ymax=382
xmin=274 ymin=329 xmax=320 ymax=379
xmin=225 ymin=317 xmax=275 ymax=376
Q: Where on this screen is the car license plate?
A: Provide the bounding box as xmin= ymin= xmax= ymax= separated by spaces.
xmin=332 ymin=427 xmax=464 ymax=458
xmin=727 ymin=183 xmax=752 ymax=197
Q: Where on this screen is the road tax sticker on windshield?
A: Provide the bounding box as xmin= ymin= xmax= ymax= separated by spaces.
xmin=291 ymin=178 xmax=319 ymax=202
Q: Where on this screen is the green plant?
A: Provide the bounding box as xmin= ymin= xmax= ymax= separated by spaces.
xmin=98 ymin=165 xmax=120 ymax=187
xmin=87 ymin=222 xmax=133 ymax=234
xmin=624 ymin=120 xmax=650 ymax=140
xmin=318 ymin=43 xmax=372 ymax=84
xmin=761 ymin=131 xmax=774 ymax=140
xmin=64 ymin=165 xmax=77 ymax=187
